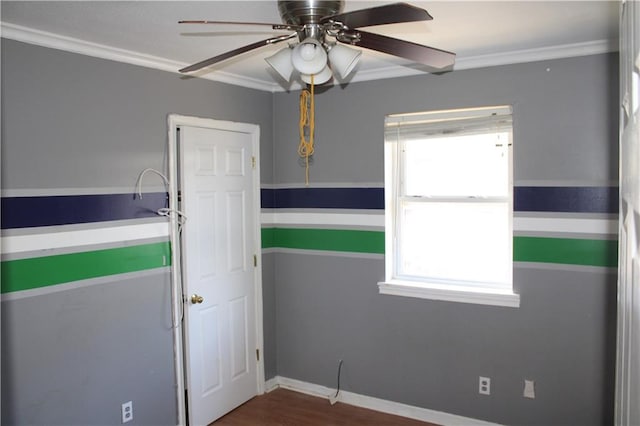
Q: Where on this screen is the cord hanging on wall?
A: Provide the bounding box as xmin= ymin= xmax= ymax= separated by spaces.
xmin=298 ymin=75 xmax=315 ymax=186
xmin=328 ymin=359 xmax=343 ymax=405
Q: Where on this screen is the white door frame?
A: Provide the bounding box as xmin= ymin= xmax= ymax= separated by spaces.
xmin=616 ymin=2 xmax=640 ymax=424
xmin=167 ymin=114 xmax=265 ymax=426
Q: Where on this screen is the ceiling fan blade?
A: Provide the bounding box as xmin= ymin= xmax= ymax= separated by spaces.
xmin=320 ymin=3 xmax=432 ymax=29
xmin=179 ymin=33 xmax=296 ymax=73
xmin=179 ymin=20 xmax=301 ymax=31
xmin=349 ymin=30 xmax=455 ymax=69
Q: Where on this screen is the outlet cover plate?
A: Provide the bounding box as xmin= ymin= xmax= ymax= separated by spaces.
xmin=479 ymin=376 xmax=491 ymax=395
xmin=524 ymin=380 xmax=535 ymax=399
xmin=122 ymin=401 xmax=133 ymax=423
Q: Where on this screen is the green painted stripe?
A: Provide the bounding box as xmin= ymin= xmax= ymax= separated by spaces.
xmin=261 ymin=227 xmax=276 ymax=249
xmin=262 ymin=227 xmax=384 ymax=254
xmin=261 ymin=227 xmax=618 ymax=267
xmin=513 ymin=236 xmax=618 ymax=268
xmin=1 ymin=242 xmax=171 ymax=294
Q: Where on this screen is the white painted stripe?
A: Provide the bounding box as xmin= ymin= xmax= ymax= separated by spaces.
xmin=513 ymin=216 xmax=618 ymax=235
xmin=262 ymin=212 xmax=617 ymax=235
xmin=261 ymin=212 xmax=384 ymax=227
xmin=260 ymin=212 xmax=277 ymax=224
xmin=1 ymin=222 xmax=170 ymax=254
xmin=262 ymin=181 xmax=618 ymax=189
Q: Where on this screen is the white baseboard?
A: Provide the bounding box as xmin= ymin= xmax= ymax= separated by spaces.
xmin=264 ymin=377 xmax=280 ymax=393
xmin=265 ymin=375 xmax=502 ymax=426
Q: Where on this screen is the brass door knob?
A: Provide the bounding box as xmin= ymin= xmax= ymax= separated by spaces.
xmin=190 ymin=294 xmax=204 ymax=304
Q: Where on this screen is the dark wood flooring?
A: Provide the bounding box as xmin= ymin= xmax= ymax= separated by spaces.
xmin=211 ymin=388 xmax=437 ymax=426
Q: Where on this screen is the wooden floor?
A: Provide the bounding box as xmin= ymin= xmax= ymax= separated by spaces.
xmin=211 ymin=388 xmax=437 ymax=426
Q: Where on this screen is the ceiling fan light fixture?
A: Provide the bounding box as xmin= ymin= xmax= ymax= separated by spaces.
xmin=292 ymin=37 xmax=328 ymax=75
xmin=179 ymin=2 xmax=456 ymax=82
xmin=328 ymin=43 xmax=362 ymax=79
xmin=300 ymin=65 xmax=333 ymax=85
xmin=265 ymin=47 xmax=295 ymax=81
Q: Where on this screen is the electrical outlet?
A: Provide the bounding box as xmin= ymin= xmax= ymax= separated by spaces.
xmin=524 ymin=379 xmax=535 ymax=399
xmin=479 ymin=376 xmax=491 ymax=395
xmin=122 ymin=401 xmax=133 ymax=423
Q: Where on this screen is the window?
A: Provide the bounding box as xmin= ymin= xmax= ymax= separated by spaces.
xmin=379 ymin=106 xmax=519 ymax=307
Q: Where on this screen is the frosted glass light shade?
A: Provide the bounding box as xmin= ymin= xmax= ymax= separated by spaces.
xmin=265 ymin=47 xmax=294 ymax=81
xmin=300 ymin=65 xmax=333 ymax=85
xmin=328 ymin=44 xmax=362 ymax=79
xmin=292 ymin=38 xmax=327 ymax=75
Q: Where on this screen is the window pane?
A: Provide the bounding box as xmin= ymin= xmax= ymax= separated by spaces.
xmin=398 ymin=201 xmax=511 ymax=286
xmin=404 ymin=132 xmax=509 ymax=197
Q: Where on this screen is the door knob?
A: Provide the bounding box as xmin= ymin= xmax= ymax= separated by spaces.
xmin=190 ymin=294 xmax=204 ymax=304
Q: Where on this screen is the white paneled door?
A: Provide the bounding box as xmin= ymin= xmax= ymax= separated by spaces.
xmin=179 ymin=123 xmax=260 ymax=426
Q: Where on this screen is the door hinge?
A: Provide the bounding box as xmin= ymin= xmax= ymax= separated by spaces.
xmin=252 ymin=156 xmax=256 ymax=169
xmin=253 ymin=254 xmax=257 ymax=267
xmin=256 ymin=349 xmax=260 ymax=361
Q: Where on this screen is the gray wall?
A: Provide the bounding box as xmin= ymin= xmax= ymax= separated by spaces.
xmin=2 ymin=41 xmax=275 ymax=189
xmin=1 ymin=273 xmax=176 ymax=425
xmin=1 ymin=39 xmax=275 ymax=425
xmin=274 ymin=55 xmax=618 ymax=185
xmin=271 ymin=54 xmax=618 ymax=425
xmin=261 ymin=251 xmax=278 ymax=380
xmin=1 ymin=36 xmax=618 ymax=425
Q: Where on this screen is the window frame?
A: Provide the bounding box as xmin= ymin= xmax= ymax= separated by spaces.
xmin=378 ymin=106 xmax=520 ymax=307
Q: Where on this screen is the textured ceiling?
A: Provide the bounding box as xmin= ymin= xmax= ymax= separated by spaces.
xmin=1 ymin=1 xmax=620 ymax=91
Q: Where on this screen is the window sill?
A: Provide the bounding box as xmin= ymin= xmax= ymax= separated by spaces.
xmin=378 ymin=280 xmax=520 ymax=308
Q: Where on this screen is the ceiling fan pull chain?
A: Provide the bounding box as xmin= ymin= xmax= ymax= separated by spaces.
xmin=298 ymin=75 xmax=315 ymax=186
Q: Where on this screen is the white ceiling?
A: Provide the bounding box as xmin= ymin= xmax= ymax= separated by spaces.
xmin=0 ymin=1 xmax=620 ymax=91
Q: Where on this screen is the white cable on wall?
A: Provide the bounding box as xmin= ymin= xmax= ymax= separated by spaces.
xmin=136 ymin=167 xmax=187 ymax=330
xmin=158 ymin=207 xmax=187 ymax=225
xmin=135 ymin=168 xmax=187 ymax=223
xmin=136 ymin=168 xmax=170 ymax=199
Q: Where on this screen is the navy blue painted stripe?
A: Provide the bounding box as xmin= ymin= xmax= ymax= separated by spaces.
xmin=261 ymin=188 xmax=276 ymax=210
xmin=261 ymin=187 xmax=385 ymax=209
xmin=261 ymin=186 xmax=618 ymax=213
xmin=1 ymin=193 xmax=168 ymax=229
xmin=1 ymin=186 xmax=618 ymax=229
xmin=514 ymin=186 xmax=618 ymax=214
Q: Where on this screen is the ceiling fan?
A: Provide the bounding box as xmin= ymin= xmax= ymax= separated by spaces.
xmin=178 ymin=1 xmax=456 ymax=85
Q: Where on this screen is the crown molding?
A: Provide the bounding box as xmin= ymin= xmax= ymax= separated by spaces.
xmin=347 ymin=38 xmax=618 ymax=84
xmin=1 ymin=21 xmax=618 ymax=93
xmin=0 ymin=22 xmax=282 ymax=92
xmin=454 ymin=38 xmax=618 ymax=71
